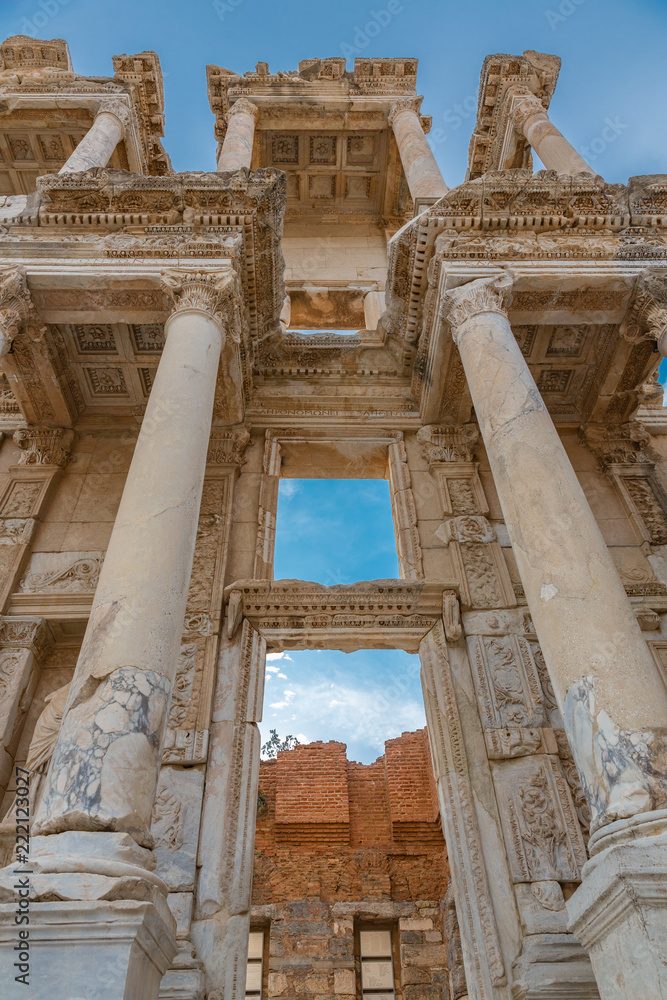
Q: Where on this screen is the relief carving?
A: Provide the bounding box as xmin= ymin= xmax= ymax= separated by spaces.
xmin=493 ymin=755 xmax=587 ymax=883
xmin=470 ymin=634 xmax=545 ymax=729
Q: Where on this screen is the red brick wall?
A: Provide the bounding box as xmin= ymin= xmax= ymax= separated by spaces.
xmin=253 ymin=729 xmax=448 ymax=906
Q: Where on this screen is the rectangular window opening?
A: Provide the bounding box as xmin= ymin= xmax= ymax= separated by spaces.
xmin=274 ymin=478 xmax=399 ymax=585
xmin=245 ymin=928 xmax=267 ymax=999
xmin=357 ymin=924 xmax=398 ymax=999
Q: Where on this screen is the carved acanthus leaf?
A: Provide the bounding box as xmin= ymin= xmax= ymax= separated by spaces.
xmin=581 ymin=421 xmax=652 ymax=468
xmin=161 ymin=268 xmax=240 ymax=339
xmin=417 ymin=424 xmax=479 ymax=464
xmin=13 ymin=427 xmax=74 ymax=468
xmin=0 ymin=265 xmax=32 ymax=357
xmin=226 ymin=98 xmax=259 ymax=123
xmin=441 ymin=272 xmax=514 ymax=338
xmin=620 ymin=267 xmax=667 ymax=349
xmin=511 ymin=90 xmax=548 ymax=133
xmin=388 ymin=96 xmax=423 ymax=127
xmin=96 ymin=98 xmax=133 ymax=133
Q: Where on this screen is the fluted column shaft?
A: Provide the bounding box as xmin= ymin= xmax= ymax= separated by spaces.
xmin=512 ymin=92 xmax=594 ymax=176
xmin=59 ymin=101 xmax=130 ymax=174
xmin=34 ymin=270 xmax=236 ymax=847
xmin=442 ymin=273 xmax=667 ymax=837
xmin=389 ymin=99 xmax=448 ymax=205
xmin=217 ymin=98 xmax=258 ymax=172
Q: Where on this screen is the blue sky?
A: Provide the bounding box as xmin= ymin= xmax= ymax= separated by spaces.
xmin=4 ymin=0 xmax=666 ymax=760
xmin=270 ymin=479 xmax=423 ymax=764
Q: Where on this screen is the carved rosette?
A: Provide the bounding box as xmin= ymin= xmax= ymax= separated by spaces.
xmin=621 ymin=267 xmax=667 ymax=352
xmin=0 ymin=265 xmax=31 ymax=357
xmin=225 ymin=97 xmax=259 ymax=124
xmin=13 ymin=427 xmax=74 ymax=469
xmin=511 ymin=91 xmax=548 ymax=135
xmin=417 ymin=424 xmax=479 ymax=465
xmin=441 ymin=272 xmax=514 ymax=342
xmin=161 ymin=269 xmax=240 ymax=339
xmin=96 ymin=98 xmax=133 ymax=135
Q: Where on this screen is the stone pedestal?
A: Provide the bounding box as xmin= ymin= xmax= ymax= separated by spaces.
xmin=567 ymin=812 xmax=667 ymax=1000
xmin=0 ymin=900 xmax=175 ymax=1000
xmin=217 ymin=99 xmax=258 ymax=172
xmin=59 ymin=101 xmax=130 ymax=174
xmin=511 ymin=92 xmax=594 ymax=175
xmin=389 ymin=98 xmax=448 ymax=208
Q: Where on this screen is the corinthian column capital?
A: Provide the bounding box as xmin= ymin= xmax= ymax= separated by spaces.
xmin=0 ymin=264 xmax=31 ymax=357
xmin=13 ymin=426 xmax=74 ymax=468
xmin=225 ymin=98 xmax=259 ymax=124
xmin=621 ymin=267 xmax=667 ymax=354
xmin=96 ymin=99 xmax=132 ymax=135
xmin=388 ymin=96 xmax=422 ymax=127
xmin=510 ymin=90 xmax=548 ymax=133
xmin=161 ymin=269 xmax=240 ymax=337
xmin=441 ymin=272 xmax=515 ymax=342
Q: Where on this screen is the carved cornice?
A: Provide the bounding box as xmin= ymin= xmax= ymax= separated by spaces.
xmin=417 ymin=424 xmax=479 ymax=464
xmin=226 ymin=98 xmax=259 ymax=123
xmin=388 ymin=96 xmax=423 ymax=127
xmin=0 ymin=615 xmax=54 ymax=658
xmin=207 ymin=424 xmax=251 ymax=465
xmin=13 ymin=427 xmax=74 ymax=468
xmin=96 ymin=98 xmax=132 ymax=134
xmin=581 ymin=421 xmax=653 ymax=469
xmin=620 ymin=267 xmax=667 ymax=351
xmin=161 ymin=269 xmax=240 ymax=335
xmin=0 ymin=266 xmax=31 ymax=357
xmin=440 ymin=272 xmax=514 ymax=340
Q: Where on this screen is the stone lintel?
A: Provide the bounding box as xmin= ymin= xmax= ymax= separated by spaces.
xmin=223 ymin=578 xmax=457 ymax=652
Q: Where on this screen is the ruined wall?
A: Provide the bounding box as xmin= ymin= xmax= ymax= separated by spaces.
xmin=251 ymin=731 xmax=450 ymax=1000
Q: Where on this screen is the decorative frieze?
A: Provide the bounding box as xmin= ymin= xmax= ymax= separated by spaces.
xmin=469 ymin=633 xmax=546 ymax=730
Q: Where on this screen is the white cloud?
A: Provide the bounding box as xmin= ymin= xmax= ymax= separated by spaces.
xmin=263 ymin=677 xmax=425 ymax=762
xmin=266 ymin=665 xmax=280 ymax=674
xmin=266 ymin=652 xmax=293 ymax=662
xmin=277 ymin=672 xmax=288 ymax=679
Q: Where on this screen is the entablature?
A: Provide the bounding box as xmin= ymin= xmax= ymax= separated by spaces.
xmin=223 ymin=578 xmax=457 ymax=652
xmin=383 ymin=170 xmax=667 ymax=427
xmin=0 ymin=37 xmax=170 ymax=190
xmin=208 ymin=57 xmax=428 ymax=226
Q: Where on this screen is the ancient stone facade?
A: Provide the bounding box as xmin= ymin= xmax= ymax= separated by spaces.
xmin=0 ymin=37 xmax=664 ymax=1000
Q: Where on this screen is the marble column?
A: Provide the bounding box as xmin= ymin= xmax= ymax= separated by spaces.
xmin=35 ymin=270 xmax=236 ymax=847
xmin=0 ymin=270 xmax=239 ymax=1000
xmin=389 ymin=98 xmax=448 ymax=208
xmin=511 ymin=92 xmax=594 ymax=176
xmin=441 ymin=272 xmax=667 ymax=1000
xmin=59 ymin=100 xmax=130 ymax=174
xmin=217 ymin=98 xmax=258 ymax=172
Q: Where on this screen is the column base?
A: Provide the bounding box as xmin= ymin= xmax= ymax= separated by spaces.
xmin=0 ymin=831 xmax=177 ymax=1000
xmin=0 ymin=899 xmax=176 ymax=1000
xmin=512 ymin=934 xmax=600 ymax=998
xmin=567 ymin=811 xmax=667 ymax=1000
